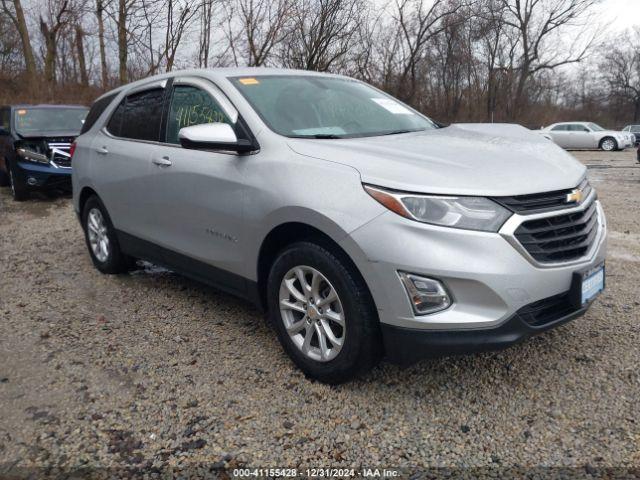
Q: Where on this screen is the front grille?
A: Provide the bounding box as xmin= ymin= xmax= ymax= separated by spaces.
xmin=48 ymin=141 xmax=72 ymax=168
xmin=493 ymin=178 xmax=592 ymax=214
xmin=514 ymin=199 xmax=599 ymax=263
xmin=516 ymin=292 xmax=576 ymax=327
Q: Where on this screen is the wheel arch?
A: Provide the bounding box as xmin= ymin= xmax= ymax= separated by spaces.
xmin=255 ymin=221 xmax=377 ymax=314
xmin=599 ymin=136 xmax=618 ymax=150
xmin=78 ymin=186 xmax=99 ymax=216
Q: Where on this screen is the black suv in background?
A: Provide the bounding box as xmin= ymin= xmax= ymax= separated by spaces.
xmin=0 ymin=105 xmax=88 ymax=200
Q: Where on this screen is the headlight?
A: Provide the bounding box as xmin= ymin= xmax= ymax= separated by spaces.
xmin=364 ymin=184 xmax=512 ymax=232
xmin=17 ymin=148 xmax=49 ymax=164
xmin=16 ymin=140 xmax=50 ymax=164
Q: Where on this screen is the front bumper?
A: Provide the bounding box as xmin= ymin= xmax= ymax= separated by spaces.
xmin=343 ymin=195 xmax=607 ymax=360
xmin=16 ymin=160 xmax=72 ymax=190
xmin=381 ymin=300 xmax=590 ymax=365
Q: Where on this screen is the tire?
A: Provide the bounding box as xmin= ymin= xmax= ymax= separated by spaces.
xmin=600 ymin=137 xmax=617 ymax=152
xmin=8 ymin=160 xmax=29 ymax=201
xmin=266 ymin=241 xmax=381 ymax=384
xmin=82 ymin=195 xmax=135 ymax=274
xmin=0 ymin=161 xmax=9 ymax=187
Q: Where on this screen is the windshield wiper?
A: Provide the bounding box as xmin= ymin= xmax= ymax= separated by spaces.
xmin=310 ymin=134 xmax=344 ymax=139
xmin=379 ymin=129 xmax=415 ymax=136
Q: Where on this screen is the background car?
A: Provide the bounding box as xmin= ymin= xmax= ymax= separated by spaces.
xmin=539 ymin=121 xmax=635 ymax=151
xmin=0 ymin=104 xmax=88 ymax=200
xmin=622 ymin=124 xmax=640 ymax=145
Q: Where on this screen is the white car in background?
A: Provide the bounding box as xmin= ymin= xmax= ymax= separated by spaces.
xmin=622 ymin=124 xmax=640 ymax=145
xmin=540 ymin=122 xmax=635 ymax=151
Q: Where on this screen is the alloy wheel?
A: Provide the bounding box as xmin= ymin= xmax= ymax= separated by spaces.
xmin=87 ymin=208 xmax=110 ymax=263
xmin=278 ymin=265 xmax=345 ymax=362
xmin=602 ymin=139 xmax=615 ymax=151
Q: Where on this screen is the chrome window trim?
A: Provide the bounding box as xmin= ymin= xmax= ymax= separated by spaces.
xmin=499 ymin=188 xmax=605 ymax=269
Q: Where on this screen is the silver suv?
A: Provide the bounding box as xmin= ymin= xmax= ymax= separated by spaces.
xmin=72 ymin=68 xmax=607 ymax=383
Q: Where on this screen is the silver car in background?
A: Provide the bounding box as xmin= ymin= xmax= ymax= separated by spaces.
xmin=72 ymin=68 xmax=607 ymax=383
xmin=540 ymin=121 xmax=635 ymax=151
xmin=622 ymin=124 xmax=640 ymax=145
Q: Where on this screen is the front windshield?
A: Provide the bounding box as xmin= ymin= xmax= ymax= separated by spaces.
xmin=14 ymin=107 xmax=88 ymax=135
xmin=588 ymin=123 xmax=605 ymax=132
xmin=231 ymin=75 xmax=436 ymax=138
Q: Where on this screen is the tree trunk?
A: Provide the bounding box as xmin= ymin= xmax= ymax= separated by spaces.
xmin=118 ymin=0 xmax=127 ymax=84
xmin=75 ymin=26 xmax=88 ymax=86
xmin=40 ymin=19 xmax=57 ymax=85
xmin=11 ymin=0 xmax=37 ymax=80
xmin=96 ymin=0 xmax=108 ymax=88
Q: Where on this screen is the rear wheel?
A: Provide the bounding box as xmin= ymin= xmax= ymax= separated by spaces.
xmin=600 ymin=137 xmax=617 ymax=151
xmin=267 ymin=241 xmax=381 ymax=384
xmin=82 ymin=195 xmax=134 ymax=274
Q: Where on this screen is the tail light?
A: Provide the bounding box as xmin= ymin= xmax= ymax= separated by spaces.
xmin=69 ymin=141 xmax=77 ymax=159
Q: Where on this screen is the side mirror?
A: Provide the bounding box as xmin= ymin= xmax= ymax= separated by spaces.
xmin=178 ymin=123 xmax=255 ymax=153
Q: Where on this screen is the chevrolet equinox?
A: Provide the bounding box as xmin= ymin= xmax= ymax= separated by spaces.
xmin=72 ymin=69 xmax=607 ymax=383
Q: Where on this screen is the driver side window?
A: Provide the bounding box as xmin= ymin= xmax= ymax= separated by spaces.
xmin=166 ymin=85 xmax=233 ymax=145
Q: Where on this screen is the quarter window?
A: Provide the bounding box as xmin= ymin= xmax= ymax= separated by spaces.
xmin=569 ymin=124 xmax=589 ymax=132
xmin=166 ymin=85 xmax=233 ymax=145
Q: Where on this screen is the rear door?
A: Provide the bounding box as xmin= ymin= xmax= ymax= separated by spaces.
xmin=568 ymin=124 xmax=594 ymax=149
xmin=90 ymin=82 xmax=167 ymax=241
xmin=148 ymin=77 xmax=249 ymax=286
xmin=549 ymin=124 xmax=571 ymax=147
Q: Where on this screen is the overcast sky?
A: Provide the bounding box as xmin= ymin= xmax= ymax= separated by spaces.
xmin=596 ymin=0 xmax=640 ymax=33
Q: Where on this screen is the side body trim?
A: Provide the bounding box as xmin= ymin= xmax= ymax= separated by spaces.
xmin=116 ymin=231 xmax=263 ymax=310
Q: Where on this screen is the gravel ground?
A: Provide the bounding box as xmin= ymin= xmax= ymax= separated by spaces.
xmin=0 ymin=150 xmax=639 ymax=479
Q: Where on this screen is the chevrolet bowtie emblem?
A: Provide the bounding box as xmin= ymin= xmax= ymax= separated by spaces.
xmin=566 ymin=188 xmax=583 ymax=204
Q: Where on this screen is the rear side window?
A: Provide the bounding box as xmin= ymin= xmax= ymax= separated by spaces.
xmin=551 ymin=125 xmax=568 ymax=131
xmin=82 ymin=93 xmax=117 ymax=134
xmin=106 ymin=88 xmax=165 ymax=141
xmin=106 ymin=99 xmax=126 ymax=137
xmin=569 ymin=124 xmax=588 ymax=132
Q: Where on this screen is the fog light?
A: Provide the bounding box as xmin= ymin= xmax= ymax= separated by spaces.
xmin=27 ymin=177 xmax=38 ymax=186
xmin=398 ymin=272 xmax=451 ymax=315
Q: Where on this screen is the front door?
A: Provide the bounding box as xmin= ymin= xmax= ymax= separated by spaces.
xmin=149 ymin=79 xmax=249 ymax=289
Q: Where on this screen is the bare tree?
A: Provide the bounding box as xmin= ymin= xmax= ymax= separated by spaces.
xmin=281 ymin=0 xmax=366 ymax=72
xmin=234 ymin=0 xmax=292 ymax=66
xmin=75 ymin=24 xmax=89 ymax=85
xmin=40 ymin=0 xmax=74 ymax=85
xmin=0 ymin=0 xmax=37 ymax=81
xmin=199 ymin=0 xmax=215 ymax=67
xmin=498 ymin=0 xmax=602 ymax=118
xmin=385 ymin=0 xmax=466 ymax=104
xmin=600 ymin=29 xmax=640 ymax=122
xmin=96 ymin=0 xmax=109 ymax=87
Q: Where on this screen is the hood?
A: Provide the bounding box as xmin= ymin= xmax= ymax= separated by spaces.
xmin=17 ymin=131 xmax=79 ymax=139
xmin=287 ymin=124 xmax=586 ymax=196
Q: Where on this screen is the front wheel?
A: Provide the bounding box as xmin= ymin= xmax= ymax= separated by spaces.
xmin=8 ymin=161 xmax=28 ymax=201
xmin=267 ymin=241 xmax=381 ymax=384
xmin=600 ymin=137 xmax=617 ymax=151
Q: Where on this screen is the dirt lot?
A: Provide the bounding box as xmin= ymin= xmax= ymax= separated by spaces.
xmin=1 ymin=150 xmax=639 ymax=478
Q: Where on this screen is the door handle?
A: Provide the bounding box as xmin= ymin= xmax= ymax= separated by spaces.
xmin=152 ymin=156 xmax=172 ymax=167
xmin=96 ymin=146 xmax=109 ymax=155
